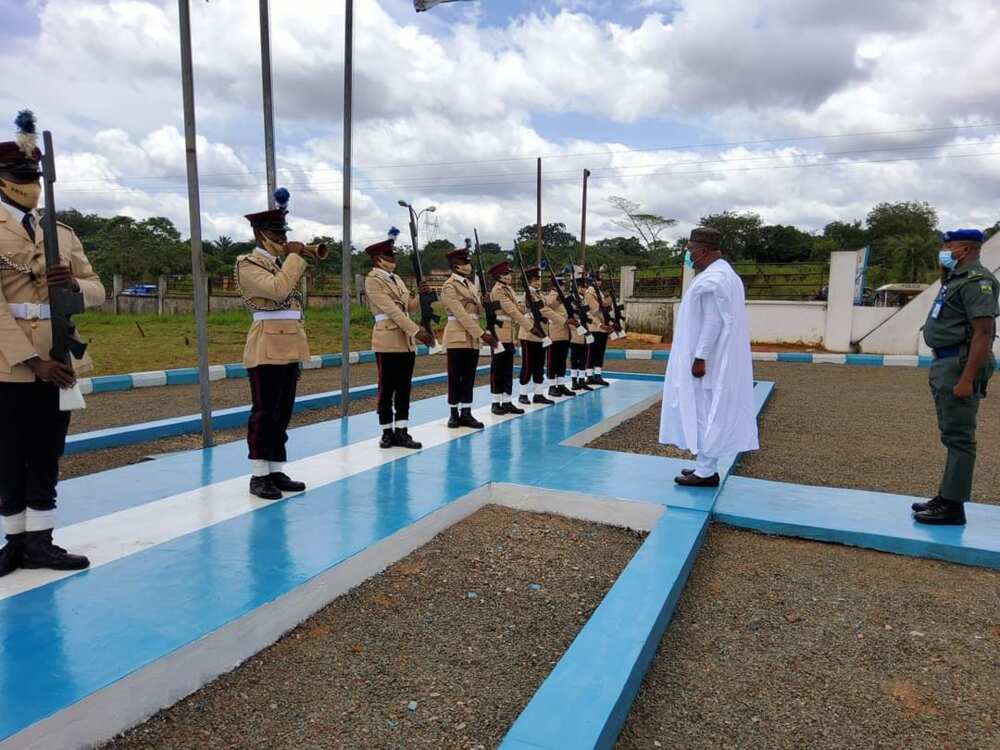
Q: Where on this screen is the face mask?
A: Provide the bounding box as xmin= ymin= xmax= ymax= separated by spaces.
xmin=0 ymin=178 xmax=41 ymax=210
xmin=938 ymin=250 xmax=958 ymax=270
xmin=379 ymin=258 xmax=397 ymax=273
xmin=499 ymin=274 xmax=512 ymax=285
xmin=456 ymin=263 xmax=472 ymax=275
xmin=684 ymin=250 xmax=695 ymax=269
xmin=259 ymin=233 xmax=286 ymax=256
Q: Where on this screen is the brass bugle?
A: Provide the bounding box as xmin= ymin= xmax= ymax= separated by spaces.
xmin=302 ymin=243 xmax=329 ymax=261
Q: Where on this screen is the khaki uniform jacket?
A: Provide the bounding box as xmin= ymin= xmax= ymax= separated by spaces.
xmin=585 ymin=286 xmax=611 ymax=330
xmin=236 ymin=251 xmax=310 ymax=368
xmin=543 ymin=290 xmax=571 ymax=342
xmin=518 ymin=286 xmax=552 ymax=343
xmin=490 ymin=281 xmax=534 ymax=345
xmin=0 ymin=211 xmax=105 ymax=382
xmin=365 ymin=269 xmax=422 ymax=353
xmin=441 ymin=273 xmax=484 ymax=350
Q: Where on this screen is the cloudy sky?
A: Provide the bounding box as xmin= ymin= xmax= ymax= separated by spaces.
xmin=1 ymin=0 xmax=998 ymax=247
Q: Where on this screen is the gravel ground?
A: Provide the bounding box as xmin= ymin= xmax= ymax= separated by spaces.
xmin=617 ymin=525 xmax=1000 ymax=750
xmin=60 ymin=358 xmax=666 ymax=481
xmin=588 ymin=361 xmax=1000 ymax=505
xmin=102 ymin=505 xmax=644 ymax=750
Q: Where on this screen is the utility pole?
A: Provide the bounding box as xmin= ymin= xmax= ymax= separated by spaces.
xmin=259 ymin=0 xmax=277 ymax=207
xmin=177 ymin=0 xmax=214 ymax=448
xmin=536 ymin=157 xmax=542 ymax=265
xmin=580 ymin=168 xmax=591 ymax=268
xmin=341 ymin=0 xmax=354 ymax=417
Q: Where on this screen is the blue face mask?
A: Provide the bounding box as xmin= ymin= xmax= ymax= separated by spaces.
xmin=684 ymin=250 xmax=695 ymax=269
xmin=939 ymin=250 xmax=958 ymax=270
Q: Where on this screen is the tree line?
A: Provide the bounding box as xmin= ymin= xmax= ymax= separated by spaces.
xmin=56 ymin=201 xmax=999 ymax=289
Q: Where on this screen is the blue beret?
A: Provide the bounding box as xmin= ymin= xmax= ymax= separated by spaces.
xmin=942 ymin=229 xmax=984 ymax=243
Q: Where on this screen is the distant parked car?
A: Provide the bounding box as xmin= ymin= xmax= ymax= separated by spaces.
xmin=121 ymin=283 xmax=159 ymax=297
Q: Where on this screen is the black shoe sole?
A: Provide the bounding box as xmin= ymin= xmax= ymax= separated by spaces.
xmin=913 ymin=514 xmax=966 ymax=525
xmin=22 ymin=559 xmax=90 ymax=571
xmin=251 ymin=491 xmax=283 ymax=500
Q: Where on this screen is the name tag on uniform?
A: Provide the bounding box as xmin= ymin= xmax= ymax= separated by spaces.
xmin=930 ymin=285 xmax=948 ymax=319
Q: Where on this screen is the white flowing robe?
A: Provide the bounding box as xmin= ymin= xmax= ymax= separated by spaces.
xmin=659 ymin=259 xmax=759 ymax=458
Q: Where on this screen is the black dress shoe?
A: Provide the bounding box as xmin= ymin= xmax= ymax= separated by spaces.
xmin=574 ymin=380 xmax=594 ymax=392
xmin=518 ymin=395 xmax=530 ymax=405
xmin=548 ymin=386 xmax=562 ymax=398
xmin=681 ymin=468 xmax=695 ymax=477
xmin=491 ymin=403 xmax=507 ymax=415
xmin=912 ymin=495 xmax=943 ymax=513
xmin=557 ymin=385 xmax=576 ymax=397
xmin=21 ymin=530 xmax=89 ymax=571
xmin=250 ymin=475 xmax=283 ymax=500
xmin=393 ymin=428 xmax=423 ymax=449
xmin=591 ymin=375 xmax=611 ymax=386
xmin=914 ymin=501 xmax=966 ymax=525
xmin=380 ymin=429 xmax=395 ymax=448
xmin=458 ymin=409 xmax=485 ymax=429
xmin=0 ymin=534 xmax=24 ymax=578
xmin=674 ymin=473 xmax=720 ymax=487
xmin=533 ymin=394 xmax=555 ymax=405
xmin=503 ymin=402 xmax=525 ymax=415
xmin=447 ymin=416 xmax=462 ymax=428
xmin=270 ymin=472 xmax=306 ymax=492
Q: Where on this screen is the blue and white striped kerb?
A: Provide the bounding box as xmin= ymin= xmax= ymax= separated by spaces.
xmin=603 ymin=349 xmax=933 ymax=368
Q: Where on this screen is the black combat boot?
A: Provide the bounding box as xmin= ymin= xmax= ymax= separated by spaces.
xmin=21 ymin=530 xmax=90 ymax=571
xmin=458 ymin=408 xmax=485 ymax=429
xmin=0 ymin=533 xmax=24 ymax=578
xmin=504 ymin=401 xmax=525 ymax=415
xmin=380 ymin=428 xmax=395 ymax=448
xmin=393 ymin=428 xmax=423 ymax=449
xmin=250 ymin=475 xmax=283 ymax=500
xmin=557 ymin=384 xmax=576 ymax=397
xmin=491 ymin=403 xmax=507 ymax=416
xmin=574 ymin=378 xmax=594 ymax=392
xmin=591 ymin=374 xmax=611 ymax=386
xmin=269 ymin=473 xmax=306 ymax=492
xmin=448 ymin=407 xmax=461 ymax=428
xmin=533 ymin=394 xmax=554 ymax=405
xmin=914 ymin=500 xmax=966 ymax=525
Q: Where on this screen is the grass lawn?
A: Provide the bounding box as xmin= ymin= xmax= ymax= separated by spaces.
xmin=77 ymin=307 xmax=381 ymax=375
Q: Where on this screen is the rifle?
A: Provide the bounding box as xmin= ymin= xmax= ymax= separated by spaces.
xmin=564 ymin=248 xmax=595 ymax=344
xmin=512 ymin=242 xmax=551 ymax=347
xmin=602 ymin=265 xmax=627 ymax=339
xmin=590 ymin=270 xmax=615 ymax=332
xmin=400 ymin=220 xmax=442 ymax=354
xmin=471 ymin=231 xmax=504 ymax=352
xmin=540 ymin=250 xmax=591 ymax=342
xmin=41 ymin=131 xmax=87 ymax=411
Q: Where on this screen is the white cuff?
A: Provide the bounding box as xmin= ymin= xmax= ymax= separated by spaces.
xmin=25 ymin=509 xmax=55 ymax=532
xmin=2 ymin=511 xmax=26 ymax=535
xmin=251 ymin=460 xmax=270 ymax=478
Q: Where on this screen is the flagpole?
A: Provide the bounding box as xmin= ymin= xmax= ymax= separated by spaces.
xmin=177 ymin=0 xmax=214 ymax=449
xmin=341 ymin=0 xmax=354 ymax=418
xmin=259 ymin=0 xmax=277 ymax=207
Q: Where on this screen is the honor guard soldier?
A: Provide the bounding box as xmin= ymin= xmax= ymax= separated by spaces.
xmin=517 ymin=266 xmax=554 ymax=405
xmin=0 ymin=111 xmax=105 ymax=576
xmin=237 ymin=188 xmax=311 ymax=501
xmin=441 ymin=246 xmax=496 ymax=428
xmin=488 ymin=260 xmax=533 ymax=415
xmin=568 ymin=270 xmax=594 ymax=392
xmin=913 ymin=228 xmax=998 ymax=525
xmin=544 ymin=276 xmax=576 ymax=398
xmin=364 ymin=228 xmax=435 ymax=448
xmin=584 ymin=273 xmax=613 ymax=386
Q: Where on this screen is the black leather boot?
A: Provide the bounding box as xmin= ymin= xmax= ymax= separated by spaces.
xmin=911 ymin=495 xmax=943 ymax=513
xmin=21 ymin=530 xmax=90 ymax=571
xmin=557 ymin=385 xmax=576 ymax=397
xmin=379 ymin=428 xmax=395 ymax=448
xmin=269 ymin=472 xmax=306 ymax=492
xmin=458 ymin=408 xmax=485 ymax=429
xmin=491 ymin=403 xmax=507 ymax=415
xmin=548 ymin=386 xmax=562 ymax=398
xmin=914 ymin=500 xmax=966 ymax=525
xmin=393 ymin=428 xmax=423 ymax=449
xmin=503 ymin=402 xmax=525 ymax=415
xmin=573 ymin=378 xmax=594 ymax=392
xmin=0 ymin=533 xmax=24 ymax=578
xmin=518 ymin=395 xmax=530 ymax=405
xmin=250 ymin=475 xmax=283 ymax=500
xmin=591 ymin=374 xmax=611 ymax=386
xmin=448 ymin=408 xmax=461 ymax=428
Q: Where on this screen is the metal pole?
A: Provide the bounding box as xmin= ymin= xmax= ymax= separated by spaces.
xmin=178 ymin=0 xmax=214 ymax=448
xmin=259 ymin=0 xmax=277 ymax=207
xmin=341 ymin=0 xmax=354 ymax=417
xmin=536 ymin=157 xmax=542 ymax=265
xmin=580 ymin=168 xmax=590 ymax=268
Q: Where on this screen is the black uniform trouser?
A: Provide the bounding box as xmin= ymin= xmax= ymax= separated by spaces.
xmin=589 ymin=331 xmax=609 ymax=369
xmin=247 ymin=363 xmax=300 ymax=462
xmin=570 ymin=342 xmax=589 ymax=373
xmin=491 ymin=345 xmax=515 ymax=395
xmin=376 ymin=351 xmax=416 ymax=426
xmin=519 ymin=340 xmax=546 ymax=386
xmin=447 ymin=348 xmax=479 ymax=406
xmin=0 ymin=382 xmax=70 ymax=519
xmin=547 ymin=340 xmax=570 ymax=380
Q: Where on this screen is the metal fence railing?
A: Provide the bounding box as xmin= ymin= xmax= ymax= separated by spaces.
xmin=634 ymin=262 xmax=829 ymax=301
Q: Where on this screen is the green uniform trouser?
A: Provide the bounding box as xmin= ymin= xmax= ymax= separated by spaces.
xmin=929 ymin=354 xmax=995 ymax=503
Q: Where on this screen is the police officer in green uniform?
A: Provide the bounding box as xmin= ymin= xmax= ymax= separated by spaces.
xmin=913 ymin=229 xmax=998 ymax=525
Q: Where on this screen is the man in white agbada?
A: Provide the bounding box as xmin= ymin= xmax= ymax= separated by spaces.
xmin=659 ymin=227 xmax=758 ymax=486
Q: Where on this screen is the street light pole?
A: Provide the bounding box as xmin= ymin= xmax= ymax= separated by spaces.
xmin=580 ymin=168 xmax=591 ymax=268
xmin=341 ymin=0 xmax=354 ymax=418
xmin=177 ymin=0 xmax=214 ymax=449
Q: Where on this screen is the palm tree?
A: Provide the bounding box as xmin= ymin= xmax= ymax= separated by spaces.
xmin=886 ymin=234 xmax=938 ymax=283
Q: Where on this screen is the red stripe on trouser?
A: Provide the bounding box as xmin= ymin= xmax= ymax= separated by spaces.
xmin=247 ymin=368 xmax=265 ymax=459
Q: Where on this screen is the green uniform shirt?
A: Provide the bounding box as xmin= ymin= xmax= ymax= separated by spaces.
xmin=923 ymin=261 xmax=999 ymax=350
